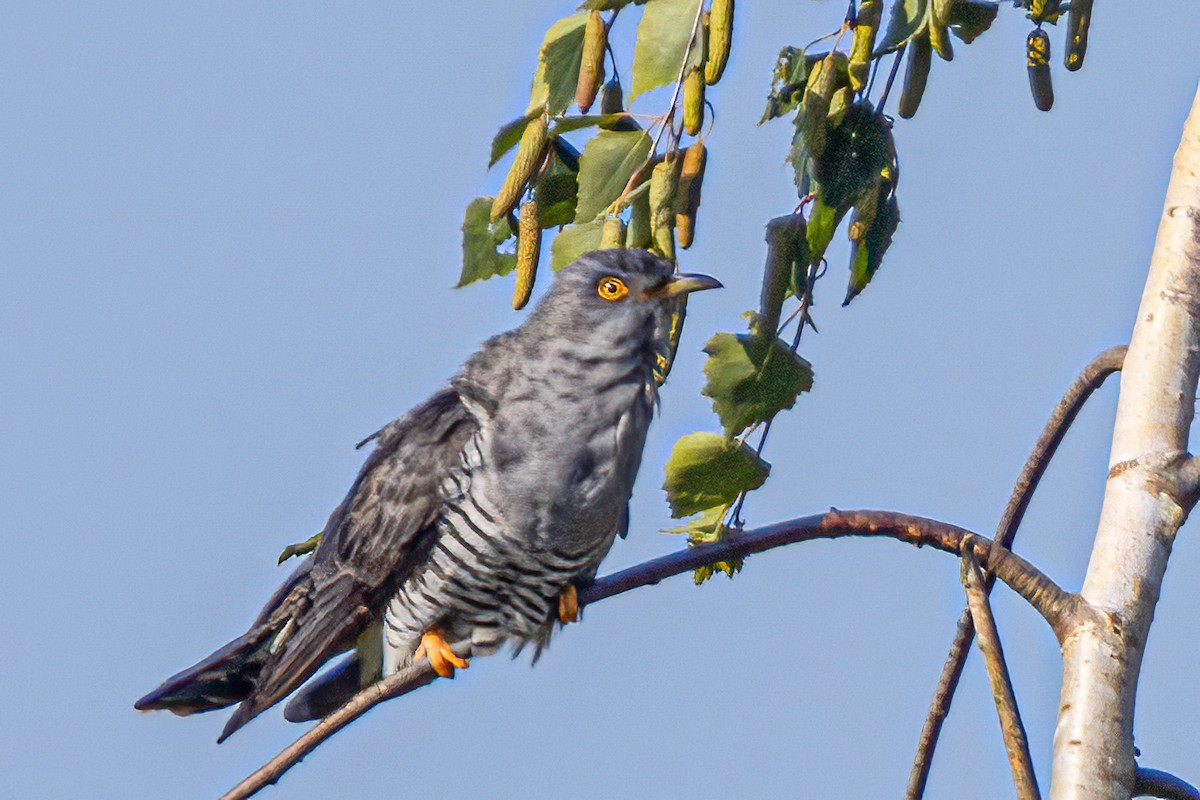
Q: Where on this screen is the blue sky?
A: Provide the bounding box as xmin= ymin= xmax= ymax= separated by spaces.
xmin=2 ymin=2 xmax=1198 ymax=797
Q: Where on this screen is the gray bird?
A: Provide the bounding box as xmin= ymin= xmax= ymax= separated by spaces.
xmin=135 ymin=249 xmax=720 ymax=741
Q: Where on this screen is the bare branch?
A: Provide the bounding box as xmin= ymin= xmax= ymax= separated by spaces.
xmin=960 ymin=535 xmax=1041 ymax=800
xmin=1134 ymin=768 xmax=1200 ymax=800
xmin=1053 ymin=84 xmax=1200 ymax=800
xmin=906 ymin=345 xmax=1126 ymax=799
xmin=222 ymin=510 xmax=1074 ymax=799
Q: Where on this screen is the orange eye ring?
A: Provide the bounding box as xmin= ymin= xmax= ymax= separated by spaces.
xmin=597 ymin=277 xmax=629 ymax=302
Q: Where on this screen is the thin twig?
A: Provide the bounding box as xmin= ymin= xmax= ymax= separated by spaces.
xmin=1134 ymin=767 xmax=1200 ymax=800
xmin=905 ymin=345 xmax=1126 ymax=799
xmin=960 ymin=535 xmax=1041 ymax=800
xmin=875 ymin=44 xmax=906 ymax=114
xmin=650 ymin=0 xmax=707 ymax=155
xmin=223 ymin=510 xmax=1074 ymax=799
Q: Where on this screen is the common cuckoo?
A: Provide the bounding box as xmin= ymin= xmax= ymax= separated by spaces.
xmin=135 ymin=249 xmax=720 ymax=740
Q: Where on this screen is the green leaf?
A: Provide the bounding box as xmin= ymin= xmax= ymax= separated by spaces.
xmin=845 ymin=190 xmax=900 ymax=305
xmin=574 ymin=129 xmax=653 ymax=221
xmin=879 ymin=0 xmax=929 ymax=52
xmin=581 ymin=0 xmax=645 ymax=9
xmin=277 ymin=532 xmax=322 ymax=564
xmin=702 ymin=332 xmax=814 ymax=438
xmin=535 ymin=142 xmax=580 ymax=229
xmin=529 ymin=14 xmax=590 ymax=116
xmin=630 ymin=0 xmax=704 ymax=102
xmin=946 ymin=0 xmax=998 ymax=43
xmin=760 ymin=214 xmax=809 ymax=334
xmin=663 ymin=432 xmax=770 ymax=518
xmin=805 ymin=198 xmax=843 ymax=269
xmin=761 ymin=46 xmax=816 ymax=124
xmin=458 ymin=197 xmax=517 ymax=287
xmin=489 ymin=110 xmax=541 ymax=168
xmin=551 ymin=113 xmax=631 ymax=136
xmin=550 ymin=219 xmax=605 ymax=270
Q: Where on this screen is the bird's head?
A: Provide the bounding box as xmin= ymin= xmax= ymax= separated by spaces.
xmin=524 ymin=249 xmax=721 ymax=347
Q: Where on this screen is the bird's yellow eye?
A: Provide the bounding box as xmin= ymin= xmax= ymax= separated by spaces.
xmin=597 ymin=277 xmax=629 ymax=302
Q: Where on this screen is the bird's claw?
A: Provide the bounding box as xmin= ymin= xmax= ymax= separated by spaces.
xmin=415 ymin=630 xmax=469 ymax=678
xmin=558 ymin=584 xmax=580 ymax=625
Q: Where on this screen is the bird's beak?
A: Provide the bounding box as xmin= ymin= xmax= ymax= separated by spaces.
xmin=646 ymin=272 xmax=723 ymax=300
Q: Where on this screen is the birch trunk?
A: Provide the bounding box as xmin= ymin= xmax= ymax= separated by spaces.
xmin=1050 ymin=83 xmax=1200 ymax=799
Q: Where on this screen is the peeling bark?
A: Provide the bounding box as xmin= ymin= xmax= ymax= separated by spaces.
xmin=1051 ymin=83 xmax=1200 ymax=800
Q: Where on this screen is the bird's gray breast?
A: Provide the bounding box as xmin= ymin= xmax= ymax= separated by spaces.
xmin=472 ymin=347 xmax=655 ymax=555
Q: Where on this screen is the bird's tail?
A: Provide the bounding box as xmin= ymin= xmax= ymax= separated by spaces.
xmin=133 ymin=626 xmax=277 ymax=716
xmin=134 ymin=560 xmax=311 ymax=720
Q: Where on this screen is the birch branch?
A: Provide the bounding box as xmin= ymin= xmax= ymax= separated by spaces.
xmin=222 ymin=509 xmax=1071 ymax=800
xmin=1051 ymin=82 xmax=1200 ymax=800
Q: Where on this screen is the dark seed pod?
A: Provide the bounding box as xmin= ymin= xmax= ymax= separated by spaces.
xmin=600 ymin=78 xmax=624 ymax=115
xmin=576 ymin=11 xmax=607 ymax=113
xmin=897 ymin=34 xmax=931 ymax=119
xmin=705 ymin=0 xmax=733 ymax=86
xmin=1026 ymin=29 xmax=1054 ymax=111
xmin=491 ymin=114 xmax=549 ymax=222
xmin=512 ymin=200 xmax=541 ymax=310
xmin=1064 ymin=0 xmax=1093 ymax=71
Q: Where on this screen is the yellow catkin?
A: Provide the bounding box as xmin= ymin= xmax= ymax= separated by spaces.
xmin=705 ymin=0 xmax=733 ymax=85
xmin=649 ymin=156 xmax=682 ymax=260
xmin=575 ymin=11 xmax=607 ymax=113
xmin=491 ymin=114 xmax=548 ymax=222
xmin=802 ymin=53 xmax=840 ymax=158
xmin=683 ymin=66 xmax=705 ymax=137
xmin=512 ymin=200 xmax=541 ymax=310
xmin=674 ymin=142 xmax=707 ymax=250
xmin=848 ymin=0 xmax=881 ymax=91
xmin=600 ymin=217 xmax=626 ymax=249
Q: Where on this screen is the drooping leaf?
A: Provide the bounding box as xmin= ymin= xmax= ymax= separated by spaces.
xmin=489 ymin=110 xmax=542 ymax=168
xmin=529 ymin=14 xmax=590 ymax=116
xmin=663 ymin=504 xmax=742 ymax=582
xmin=581 ymin=0 xmax=645 ymax=9
xmin=551 ymin=113 xmax=631 ymax=136
xmin=550 ymin=219 xmax=605 ymax=270
xmin=702 ymin=332 xmax=814 ymax=438
xmin=760 ymin=214 xmax=808 ymax=334
xmin=630 ymin=0 xmax=705 ymax=102
xmin=663 ymin=431 xmax=770 ymax=518
xmin=946 ymin=0 xmax=998 ymax=43
xmin=805 ymin=198 xmax=843 ymax=267
xmin=458 ymin=197 xmax=517 ymax=287
xmin=535 ymin=141 xmax=580 ymax=229
xmin=845 ymin=190 xmax=900 ymax=305
xmin=879 ymin=0 xmax=929 ymax=52
xmin=760 ymin=46 xmax=817 ymax=124
xmin=575 ymin=129 xmax=653 ymax=221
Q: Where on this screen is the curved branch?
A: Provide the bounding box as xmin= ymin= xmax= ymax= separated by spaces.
xmin=961 ymin=536 xmax=1041 ymax=800
xmin=222 ymin=510 xmax=1072 ymax=800
xmin=1135 ymin=768 xmax=1200 ymax=800
xmin=906 ymin=345 xmax=1126 ymax=799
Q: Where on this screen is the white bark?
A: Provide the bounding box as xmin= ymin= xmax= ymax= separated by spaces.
xmin=1051 ymin=83 xmax=1200 ymax=799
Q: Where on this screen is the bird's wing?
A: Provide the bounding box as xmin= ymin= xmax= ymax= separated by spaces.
xmin=217 ymin=387 xmax=478 ymax=739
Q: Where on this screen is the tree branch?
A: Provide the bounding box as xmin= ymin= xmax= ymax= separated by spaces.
xmin=906 ymin=345 xmax=1126 ymax=799
xmin=961 ymin=535 xmax=1041 ymax=800
xmin=222 ymin=510 xmax=1072 ymax=799
xmin=1134 ymin=768 xmax=1200 ymax=800
xmin=1052 ymin=83 xmax=1200 ymax=800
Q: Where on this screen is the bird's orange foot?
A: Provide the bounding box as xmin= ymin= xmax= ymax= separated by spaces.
xmin=415 ymin=630 xmax=469 ymax=678
xmin=558 ymin=584 xmax=580 ymax=625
